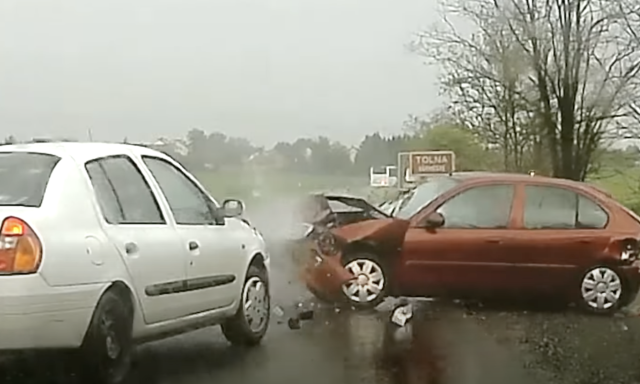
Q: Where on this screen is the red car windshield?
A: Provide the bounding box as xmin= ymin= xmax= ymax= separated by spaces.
xmin=395 ymin=178 xmax=461 ymax=219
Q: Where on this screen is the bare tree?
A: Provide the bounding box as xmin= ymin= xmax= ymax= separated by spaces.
xmin=415 ymin=0 xmax=640 ymax=180
xmin=619 ymin=0 xmax=640 ymax=45
xmin=413 ymin=1 xmax=538 ymax=172
xmin=618 ymin=0 xmax=640 ymax=136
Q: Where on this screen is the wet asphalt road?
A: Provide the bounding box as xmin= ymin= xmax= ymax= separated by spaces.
xmin=5 ymin=248 xmax=640 ymax=384
xmin=5 ymin=199 xmax=640 ymax=384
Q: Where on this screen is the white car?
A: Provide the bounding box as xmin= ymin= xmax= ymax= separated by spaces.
xmin=0 ymin=142 xmax=270 ymax=383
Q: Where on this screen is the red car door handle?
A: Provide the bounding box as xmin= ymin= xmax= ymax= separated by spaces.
xmin=486 ymin=238 xmax=502 ymax=244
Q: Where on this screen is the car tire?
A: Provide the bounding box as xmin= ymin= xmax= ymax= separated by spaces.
xmin=578 ymin=265 xmax=625 ymax=315
xmin=341 ymin=252 xmax=388 ymax=309
xmin=77 ymin=290 xmax=134 ymax=384
xmin=221 ymin=265 xmax=270 ymax=346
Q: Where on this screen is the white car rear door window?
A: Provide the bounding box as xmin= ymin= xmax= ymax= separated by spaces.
xmin=86 ymin=156 xmax=165 ymax=224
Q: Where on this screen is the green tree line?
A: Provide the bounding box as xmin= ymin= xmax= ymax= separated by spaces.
xmin=4 ymin=117 xmax=638 ymax=178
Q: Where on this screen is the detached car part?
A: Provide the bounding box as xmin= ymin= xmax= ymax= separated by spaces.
xmin=293 ymin=193 xmax=410 ymax=307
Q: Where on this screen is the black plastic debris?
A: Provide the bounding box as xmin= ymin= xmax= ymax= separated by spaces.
xmin=288 ymin=317 xmax=301 ymax=330
xmin=285 ymin=300 xmax=318 ymax=330
xmin=298 ymin=309 xmax=314 ymax=321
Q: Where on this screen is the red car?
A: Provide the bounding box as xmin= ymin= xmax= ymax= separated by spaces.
xmin=299 ymin=173 xmax=640 ymax=315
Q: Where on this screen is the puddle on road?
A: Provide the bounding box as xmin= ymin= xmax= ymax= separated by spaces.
xmin=298 ymin=301 xmax=536 ymax=384
xmin=323 ymin=306 xmax=447 ymax=384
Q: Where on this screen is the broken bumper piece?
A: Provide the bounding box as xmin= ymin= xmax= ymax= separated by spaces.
xmin=302 ymin=247 xmax=354 ymax=301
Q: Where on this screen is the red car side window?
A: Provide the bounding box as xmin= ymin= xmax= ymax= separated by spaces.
xmin=435 ymin=184 xmax=515 ymax=229
xmin=523 ymin=185 xmax=608 ymax=229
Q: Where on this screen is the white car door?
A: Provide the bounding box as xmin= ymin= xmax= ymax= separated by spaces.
xmin=85 ymin=155 xmax=191 ymax=324
xmin=140 ymin=155 xmax=244 ymax=314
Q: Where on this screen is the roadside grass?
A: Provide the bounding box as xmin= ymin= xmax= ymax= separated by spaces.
xmin=193 ymin=169 xmax=368 ymax=203
xmin=588 ymin=167 xmax=640 ymax=210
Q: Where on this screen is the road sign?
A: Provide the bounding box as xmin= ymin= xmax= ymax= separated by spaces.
xmin=396 ymin=152 xmax=411 ymax=189
xmin=396 ymin=151 xmax=457 ymax=189
xmin=408 ymin=151 xmax=455 ymax=176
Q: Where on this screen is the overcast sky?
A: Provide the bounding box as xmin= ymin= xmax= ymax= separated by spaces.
xmin=0 ymin=0 xmax=441 ymax=147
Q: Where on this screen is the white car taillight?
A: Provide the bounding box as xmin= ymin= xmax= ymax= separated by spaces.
xmin=0 ymin=217 xmax=42 ymax=274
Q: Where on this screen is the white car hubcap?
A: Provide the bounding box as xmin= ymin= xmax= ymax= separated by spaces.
xmin=342 ymin=259 xmax=385 ymax=303
xmin=581 ymin=267 xmax=622 ymax=310
xmin=243 ymin=276 xmax=268 ymax=332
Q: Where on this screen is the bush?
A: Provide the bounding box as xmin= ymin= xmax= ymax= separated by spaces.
xmin=622 ymin=198 xmax=640 ymax=216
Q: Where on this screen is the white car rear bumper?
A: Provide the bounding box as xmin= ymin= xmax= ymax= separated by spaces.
xmin=0 ymin=274 xmax=105 ymax=350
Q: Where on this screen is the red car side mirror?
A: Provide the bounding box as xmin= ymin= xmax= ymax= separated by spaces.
xmin=423 ymin=212 xmax=445 ymax=229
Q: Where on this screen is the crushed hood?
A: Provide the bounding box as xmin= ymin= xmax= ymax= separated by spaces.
xmin=332 ymin=218 xmax=410 ymax=250
xmin=298 ymin=192 xmax=410 ymax=253
xmin=300 ymin=193 xmax=390 ymax=225
xmin=322 ymin=194 xmax=391 ymax=216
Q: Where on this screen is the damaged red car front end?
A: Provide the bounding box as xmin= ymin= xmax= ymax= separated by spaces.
xmin=293 ymin=193 xmax=409 ymax=303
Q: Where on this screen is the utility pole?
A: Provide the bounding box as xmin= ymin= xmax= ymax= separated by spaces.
xmin=87 ymin=128 xmax=94 ymax=142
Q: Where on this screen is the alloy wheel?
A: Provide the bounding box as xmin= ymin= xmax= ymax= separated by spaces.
xmin=581 ymin=267 xmax=622 ymax=310
xmin=342 ymin=259 xmax=385 ymax=304
xmin=243 ymin=276 xmax=269 ymax=333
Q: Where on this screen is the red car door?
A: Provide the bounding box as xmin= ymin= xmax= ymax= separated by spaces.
xmin=506 ymin=184 xmax=612 ymax=296
xmin=397 ymin=182 xmax=520 ymax=298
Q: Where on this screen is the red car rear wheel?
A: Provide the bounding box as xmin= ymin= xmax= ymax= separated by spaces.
xmin=579 ymin=266 xmax=625 ymax=315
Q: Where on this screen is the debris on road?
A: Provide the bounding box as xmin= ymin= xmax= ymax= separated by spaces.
xmin=390 ymin=299 xmax=413 ymax=327
xmin=273 ymin=306 xmax=285 ymax=317
xmin=298 ymin=309 xmax=314 ymax=321
xmin=288 ymin=317 xmax=301 ymax=330
xmin=284 ymin=300 xmax=318 ymax=330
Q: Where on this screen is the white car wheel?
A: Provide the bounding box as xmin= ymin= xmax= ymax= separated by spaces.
xmin=580 ymin=266 xmax=623 ymax=314
xmin=78 ymin=291 xmax=133 ymax=384
xmin=221 ymin=266 xmax=270 ymax=345
xmin=342 ymin=256 xmax=386 ymax=308
xmin=242 ymin=276 xmax=269 ymax=333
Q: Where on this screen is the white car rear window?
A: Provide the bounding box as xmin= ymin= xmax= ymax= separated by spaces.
xmin=0 ymin=152 xmax=60 ymax=207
